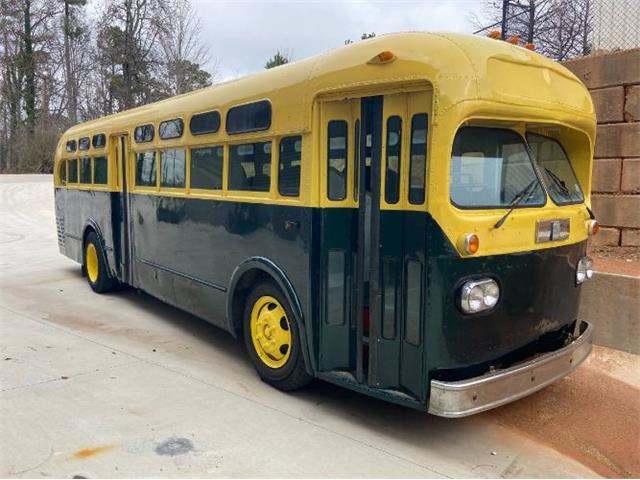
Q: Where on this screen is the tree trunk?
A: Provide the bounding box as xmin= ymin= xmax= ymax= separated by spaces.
xmin=23 ymin=0 xmax=36 ymax=129
xmin=528 ymin=0 xmax=535 ymax=44
xmin=63 ymin=0 xmax=77 ymax=124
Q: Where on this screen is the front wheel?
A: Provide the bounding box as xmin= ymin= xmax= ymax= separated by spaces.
xmin=84 ymin=231 xmax=116 ymax=293
xmin=243 ymin=281 xmax=312 ymax=391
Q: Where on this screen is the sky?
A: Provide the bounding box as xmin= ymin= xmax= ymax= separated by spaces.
xmin=192 ymin=0 xmax=486 ymax=81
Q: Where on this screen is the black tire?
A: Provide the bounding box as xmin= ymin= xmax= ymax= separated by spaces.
xmin=243 ymin=281 xmax=312 ymax=391
xmin=83 ymin=231 xmax=116 ymax=293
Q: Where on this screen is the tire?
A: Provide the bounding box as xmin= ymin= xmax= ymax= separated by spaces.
xmin=243 ymin=281 xmax=312 ymax=391
xmin=83 ymin=231 xmax=116 ymax=293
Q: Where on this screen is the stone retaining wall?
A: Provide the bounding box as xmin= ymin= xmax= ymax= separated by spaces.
xmin=563 ymin=49 xmax=640 ymax=246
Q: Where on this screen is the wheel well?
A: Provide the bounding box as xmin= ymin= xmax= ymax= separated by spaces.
xmin=230 ymin=268 xmax=271 ymax=335
xmin=82 ymin=225 xmax=96 ymax=249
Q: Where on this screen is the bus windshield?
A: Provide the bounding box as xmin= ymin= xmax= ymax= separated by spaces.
xmin=527 ymin=133 xmax=584 ymax=205
xmin=450 ymin=127 xmax=545 ymax=208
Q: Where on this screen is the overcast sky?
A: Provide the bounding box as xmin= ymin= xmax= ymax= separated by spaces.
xmin=192 ymin=0 xmax=485 ymax=81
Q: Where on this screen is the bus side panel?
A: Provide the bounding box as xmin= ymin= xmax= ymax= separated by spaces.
xmin=54 ymin=188 xmax=118 ymax=274
xmin=127 ymin=193 xmax=313 ymax=333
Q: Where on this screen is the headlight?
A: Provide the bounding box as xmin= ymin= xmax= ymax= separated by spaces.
xmin=576 ymin=256 xmax=593 ymax=284
xmin=460 ymin=278 xmax=500 ymax=314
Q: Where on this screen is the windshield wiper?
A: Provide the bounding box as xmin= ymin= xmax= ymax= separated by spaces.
xmin=544 ymin=167 xmax=571 ymax=197
xmin=494 ymin=180 xmax=538 ymax=229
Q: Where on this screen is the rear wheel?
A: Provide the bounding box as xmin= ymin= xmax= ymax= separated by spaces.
xmin=84 ymin=231 xmax=116 ymax=293
xmin=243 ymin=281 xmax=312 ymax=391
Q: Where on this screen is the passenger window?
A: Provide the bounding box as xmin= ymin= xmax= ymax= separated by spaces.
xmin=191 ymin=146 xmax=223 ymax=190
xmin=409 ymin=114 xmax=428 ymax=204
xmin=160 ymin=148 xmax=186 ymax=188
xmin=80 ymin=156 xmax=92 ymax=183
xmin=190 ymin=111 xmax=221 ymax=135
xmin=229 ymin=141 xmax=272 ymax=192
xmin=159 ymin=118 xmax=184 ymax=140
xmin=278 ymin=136 xmax=301 ymax=197
xmin=68 ymin=158 xmax=78 ymax=183
xmin=94 ymin=156 xmax=108 ymax=184
xmin=134 ymin=124 xmax=154 ymax=143
xmin=226 ymin=101 xmax=271 ymax=135
xmin=59 ymin=160 xmax=67 ymax=185
xmin=79 ymin=137 xmax=90 ymax=151
xmin=327 ymin=120 xmax=348 ymax=201
xmin=66 ymin=140 xmax=76 ymax=153
xmin=385 ymin=116 xmax=402 ymax=204
xmin=92 ymin=134 xmax=106 ymax=148
xmin=135 ymin=151 xmax=157 ymax=187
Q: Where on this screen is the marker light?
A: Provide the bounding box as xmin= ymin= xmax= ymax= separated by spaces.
xmin=587 ymin=220 xmax=599 ymax=236
xmin=524 ymin=43 xmax=536 ymax=50
xmin=460 ymin=278 xmax=500 ymax=314
xmin=576 ymin=256 xmax=594 ymax=285
xmin=368 ymin=51 xmax=396 ymax=64
xmin=462 ymin=233 xmax=480 ymax=255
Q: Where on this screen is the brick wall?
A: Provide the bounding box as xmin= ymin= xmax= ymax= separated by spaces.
xmin=563 ymin=49 xmax=640 ymax=247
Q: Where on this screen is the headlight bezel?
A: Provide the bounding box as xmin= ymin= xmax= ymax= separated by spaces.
xmin=457 ymin=277 xmax=501 ymax=315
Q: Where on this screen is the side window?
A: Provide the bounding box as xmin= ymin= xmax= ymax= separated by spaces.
xmin=79 ymin=137 xmax=90 ymax=151
xmin=160 ymin=148 xmax=186 ymax=188
xmin=191 ymin=146 xmax=223 ymax=190
xmin=409 ymin=113 xmax=428 ymax=204
xmin=327 ymin=120 xmax=348 ymax=201
xmin=278 ymin=136 xmax=302 ymax=197
xmin=159 ymin=118 xmax=184 ymax=140
xmin=80 ymin=156 xmax=92 ymax=184
xmin=68 ymin=158 xmax=78 ymax=183
xmin=228 ymin=141 xmax=272 ymax=192
xmin=92 ymin=134 xmax=106 ymax=148
xmin=66 ymin=140 xmax=76 ymax=153
xmin=385 ymin=116 xmax=402 ymax=204
xmin=135 ymin=151 xmax=157 ymax=187
xmin=226 ymin=100 xmax=271 ymax=135
xmin=94 ymin=156 xmax=108 ymax=185
xmin=134 ymin=124 xmax=154 ymax=143
xmin=190 ymin=111 xmax=221 ymax=135
xmin=59 ymin=160 xmax=67 ymax=185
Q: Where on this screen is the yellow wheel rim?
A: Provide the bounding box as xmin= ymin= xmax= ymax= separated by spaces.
xmin=86 ymin=243 xmax=99 ymax=283
xmin=250 ymin=295 xmax=292 ymax=369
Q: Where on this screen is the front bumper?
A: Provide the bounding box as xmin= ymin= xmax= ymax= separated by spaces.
xmin=427 ymin=320 xmax=593 ymax=418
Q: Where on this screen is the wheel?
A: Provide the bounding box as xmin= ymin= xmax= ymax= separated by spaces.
xmin=243 ymin=281 xmax=312 ymax=391
xmin=84 ymin=231 xmax=116 ymax=293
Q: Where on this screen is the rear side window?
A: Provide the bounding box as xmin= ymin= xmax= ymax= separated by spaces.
xmin=160 ymin=149 xmax=186 ymax=188
xmin=226 ymin=100 xmax=271 ymax=135
xmin=159 ymin=118 xmax=184 ymax=140
xmin=135 ymin=151 xmax=157 ymax=186
xmin=68 ymin=158 xmax=78 ymax=183
xmin=80 ymin=156 xmax=92 ymax=183
xmin=229 ymin=141 xmax=272 ymax=192
xmin=409 ymin=114 xmax=428 ymax=204
xmin=92 ymin=134 xmax=106 ymax=148
xmin=59 ymin=160 xmax=67 ymax=185
xmin=327 ymin=120 xmax=348 ymax=201
xmin=134 ymin=124 xmax=154 ymax=143
xmin=94 ymin=156 xmax=108 ymax=184
xmin=66 ymin=140 xmax=76 ymax=153
xmin=191 ymin=146 xmax=223 ymax=190
xmin=385 ymin=116 xmax=402 ymax=204
xmin=190 ymin=111 xmax=221 ymax=135
xmin=79 ymin=137 xmax=90 ymax=151
xmin=278 ymin=136 xmax=302 ymax=197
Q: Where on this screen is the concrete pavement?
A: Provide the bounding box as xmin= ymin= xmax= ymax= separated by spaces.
xmin=1 ymin=175 xmax=637 ymax=478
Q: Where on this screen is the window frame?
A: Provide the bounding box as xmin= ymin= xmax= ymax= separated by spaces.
xmin=189 ymin=144 xmax=224 ymax=192
xmin=190 ymin=110 xmax=221 ymax=136
xmin=93 ymin=155 xmax=109 ymax=185
xmin=134 ymin=150 xmax=158 ymax=188
xmin=408 ymin=113 xmax=428 ymax=205
xmin=134 ymin=124 xmax=155 ymax=144
xmin=326 ymin=119 xmax=349 ymax=202
xmin=159 ymin=147 xmax=187 ymax=190
xmin=66 ymin=140 xmax=77 ymax=153
xmin=79 ymin=156 xmax=92 ymax=184
xmin=226 ymin=100 xmax=272 ymax=135
xmin=277 ymin=135 xmax=302 ymax=197
xmin=227 ymin=140 xmax=273 ymax=193
xmin=159 ymin=118 xmax=185 ymax=141
xmin=92 ymin=133 xmax=106 ymax=149
xmin=68 ymin=158 xmax=79 ymax=184
xmin=384 ymin=115 xmax=402 ymax=205
xmin=78 ymin=137 xmax=91 ymax=151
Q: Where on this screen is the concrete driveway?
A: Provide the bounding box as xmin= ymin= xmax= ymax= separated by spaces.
xmin=1 ymin=175 xmax=638 ymax=478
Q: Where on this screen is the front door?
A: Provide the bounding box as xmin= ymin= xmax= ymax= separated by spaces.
xmin=319 ymin=91 xmax=431 ymax=401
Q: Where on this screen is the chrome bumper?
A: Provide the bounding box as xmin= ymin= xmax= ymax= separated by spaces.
xmin=428 ymin=321 xmax=593 ymax=418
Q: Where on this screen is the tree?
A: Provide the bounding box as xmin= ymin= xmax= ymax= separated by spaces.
xmin=265 ymin=50 xmax=290 ymax=69
xmin=62 ymin=0 xmax=86 ymax=124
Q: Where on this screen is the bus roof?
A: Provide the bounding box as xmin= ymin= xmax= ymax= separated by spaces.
xmin=62 ymin=31 xmax=594 ymax=139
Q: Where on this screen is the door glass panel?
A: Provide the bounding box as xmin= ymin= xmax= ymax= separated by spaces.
xmin=385 ymin=116 xmax=402 ymax=204
xmin=382 ymin=256 xmax=397 ymax=339
xmin=327 ymin=250 xmax=345 ymax=325
xmin=409 ymin=114 xmax=428 ymax=204
xmin=327 ymin=120 xmax=348 ymax=200
xmin=94 ymin=156 xmax=108 ymax=184
xmin=405 ymin=260 xmax=422 ymax=346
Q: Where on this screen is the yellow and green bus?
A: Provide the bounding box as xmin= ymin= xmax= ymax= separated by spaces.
xmin=53 ymin=32 xmax=597 ymax=416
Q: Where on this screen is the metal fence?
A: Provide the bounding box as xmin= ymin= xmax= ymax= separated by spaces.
xmin=592 ymin=0 xmax=640 ymax=52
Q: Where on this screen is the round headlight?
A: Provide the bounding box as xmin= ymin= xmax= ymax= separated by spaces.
xmin=460 ymin=278 xmax=500 ymax=314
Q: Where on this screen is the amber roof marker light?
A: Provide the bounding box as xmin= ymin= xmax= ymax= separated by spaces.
xmin=368 ymin=50 xmax=396 ymax=65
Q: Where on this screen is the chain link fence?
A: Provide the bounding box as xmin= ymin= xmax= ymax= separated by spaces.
xmin=592 ymin=0 xmax=640 ymax=52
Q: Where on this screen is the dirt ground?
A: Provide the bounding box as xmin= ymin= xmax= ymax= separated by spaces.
xmin=589 ymin=245 xmax=640 ymax=276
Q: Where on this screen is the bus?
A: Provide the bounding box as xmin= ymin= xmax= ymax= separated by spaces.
xmin=53 ymin=32 xmax=597 ymax=417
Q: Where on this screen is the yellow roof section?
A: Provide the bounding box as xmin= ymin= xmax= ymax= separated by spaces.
xmin=63 ymin=31 xmax=594 ymax=138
